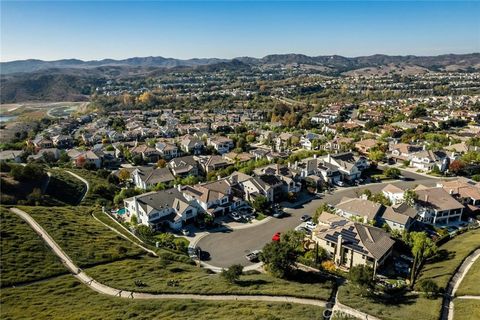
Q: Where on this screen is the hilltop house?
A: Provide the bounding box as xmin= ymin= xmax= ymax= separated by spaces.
xmin=414 ymin=187 xmax=464 ymax=225
xmin=124 ymin=188 xmax=198 ymax=230
xmin=312 ymin=212 xmax=394 ymax=275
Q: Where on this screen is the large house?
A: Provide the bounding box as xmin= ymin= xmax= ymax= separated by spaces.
xmin=155 ymin=142 xmax=179 ymax=160
xmin=207 ymin=136 xmax=234 ymax=154
xmin=132 ymin=166 xmax=175 ymax=189
xmin=124 ymin=188 xmax=198 ymax=230
xmin=312 ymin=212 xmax=395 ymax=275
xmin=380 ymin=203 xmax=416 ymax=232
xmin=335 ymin=197 xmax=383 ymax=222
xmin=436 ymin=179 xmax=480 ymax=210
xmin=410 ymin=150 xmax=450 ymax=172
xmin=168 ymin=156 xmax=199 ymax=177
xmin=179 ymin=135 xmax=204 ymax=155
xmin=382 ymin=184 xmax=405 ymax=205
xmin=414 ymin=187 xmax=464 ymax=225
xmin=182 ymin=179 xmax=244 ymax=216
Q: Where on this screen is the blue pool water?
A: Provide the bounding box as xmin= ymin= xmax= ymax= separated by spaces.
xmin=117 ymin=208 xmax=127 ymax=215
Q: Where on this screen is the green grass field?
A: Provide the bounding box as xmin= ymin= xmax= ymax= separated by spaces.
xmin=455 ymin=258 xmax=480 ymax=296
xmin=337 ymin=283 xmax=442 ymax=320
xmin=66 ymin=168 xmax=117 ymax=206
xmin=45 ymin=169 xmax=86 ymax=205
xmin=0 ymin=207 xmax=67 ymax=287
xmin=0 ymin=275 xmax=326 ymax=320
xmin=453 ymin=299 xmax=480 ymax=320
xmin=86 ymin=255 xmax=334 ymax=300
xmin=417 ymin=228 xmax=480 ymax=290
xmin=18 ymin=206 xmax=144 ymax=267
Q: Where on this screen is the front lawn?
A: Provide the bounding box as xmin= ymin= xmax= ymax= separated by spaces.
xmin=0 ymin=275 xmax=326 ymax=320
xmin=86 ymin=255 xmax=334 ymax=300
xmin=18 ymin=206 xmax=144 ymax=267
xmin=417 ymin=228 xmax=480 ymax=290
xmin=337 ymin=283 xmax=442 ymax=320
xmin=0 ymin=207 xmax=67 ymax=287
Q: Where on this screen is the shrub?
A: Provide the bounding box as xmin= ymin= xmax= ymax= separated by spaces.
xmin=221 ymin=264 xmax=244 ymax=284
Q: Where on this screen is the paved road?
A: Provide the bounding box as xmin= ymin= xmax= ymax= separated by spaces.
xmin=198 ymin=171 xmax=440 ymax=268
xmin=10 ymin=207 xmax=328 ymax=308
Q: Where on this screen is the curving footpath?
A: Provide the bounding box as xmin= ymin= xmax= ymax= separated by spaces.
xmin=65 ymin=170 xmax=90 ymax=203
xmin=10 ymin=207 xmax=327 ymax=308
xmin=441 ymin=248 xmax=480 ymax=320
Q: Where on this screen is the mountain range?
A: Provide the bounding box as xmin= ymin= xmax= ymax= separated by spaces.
xmin=1 ymin=53 xmax=479 ymax=103
xmin=2 ymin=53 xmax=480 ymax=75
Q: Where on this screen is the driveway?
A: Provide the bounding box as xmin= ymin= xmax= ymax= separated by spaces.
xmin=197 ymin=171 xmax=439 ymax=268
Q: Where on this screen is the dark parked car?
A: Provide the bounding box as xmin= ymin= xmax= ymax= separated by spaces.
xmin=301 ymin=214 xmax=311 ymax=222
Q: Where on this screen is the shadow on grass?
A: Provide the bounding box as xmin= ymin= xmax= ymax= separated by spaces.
xmin=235 ymin=279 xmax=269 ymax=287
xmin=429 ymin=249 xmax=455 ymax=263
xmin=286 ymin=269 xmax=333 ymax=285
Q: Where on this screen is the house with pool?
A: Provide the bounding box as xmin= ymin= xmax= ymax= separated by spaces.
xmin=124 ymin=188 xmax=198 ymax=230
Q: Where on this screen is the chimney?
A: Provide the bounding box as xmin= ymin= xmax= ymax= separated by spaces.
xmin=314 ymin=154 xmax=317 ymax=159
xmin=276 ymin=163 xmax=280 ymax=175
xmin=217 ymin=175 xmax=222 ymax=181
xmin=363 ymin=215 xmax=368 ymax=224
xmin=295 ymin=161 xmax=298 ymax=169
xmin=423 ymin=144 xmax=426 ymax=151
xmin=335 ymin=235 xmax=343 ymax=264
xmin=425 ymin=194 xmax=429 ymax=204
xmin=327 ymin=154 xmax=331 ymax=163
xmin=177 ymin=184 xmax=182 ymax=191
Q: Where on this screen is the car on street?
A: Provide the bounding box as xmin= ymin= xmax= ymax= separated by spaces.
xmin=272 ymin=232 xmax=281 ymax=242
xmin=245 ymin=250 xmax=261 ymax=262
xmin=305 ymin=221 xmax=317 ymax=230
xmin=301 ymin=214 xmax=311 ymax=222
xmin=273 ymin=210 xmax=285 ymax=218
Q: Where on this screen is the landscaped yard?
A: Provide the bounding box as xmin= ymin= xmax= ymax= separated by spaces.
xmin=0 ymin=207 xmax=67 ymax=287
xmin=45 ymin=169 xmax=86 ymax=205
xmin=86 ymin=255 xmax=334 ymax=300
xmin=453 ymin=299 xmax=480 ymax=320
xmin=0 ymin=275 xmax=326 ymax=320
xmin=455 ymin=258 xmax=480 ymax=296
xmin=337 ymin=283 xmax=442 ymax=320
xmin=18 ymin=206 xmax=144 ymax=267
xmin=417 ymin=228 xmax=480 ymax=290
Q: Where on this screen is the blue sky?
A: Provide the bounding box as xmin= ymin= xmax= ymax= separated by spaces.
xmin=1 ymin=1 xmax=479 ymax=61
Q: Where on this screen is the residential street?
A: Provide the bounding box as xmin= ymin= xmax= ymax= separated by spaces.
xmin=197 ymin=170 xmax=441 ymax=268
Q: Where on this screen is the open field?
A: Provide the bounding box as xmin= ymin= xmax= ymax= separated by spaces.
xmin=0 ymin=207 xmax=67 ymax=287
xmin=17 ymin=206 xmax=144 ymax=267
xmin=453 ymin=299 xmax=480 ymax=320
xmin=417 ymin=228 xmax=480 ymax=290
xmin=0 ymin=275 xmax=326 ymax=320
xmin=86 ymin=255 xmax=334 ymax=300
xmin=337 ymin=283 xmax=442 ymax=320
xmin=0 ymin=102 xmax=85 ymax=119
xmin=455 ymin=258 xmax=480 ymax=296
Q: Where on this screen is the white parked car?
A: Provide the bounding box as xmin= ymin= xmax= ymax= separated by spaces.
xmin=305 ymin=221 xmax=317 ymax=230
